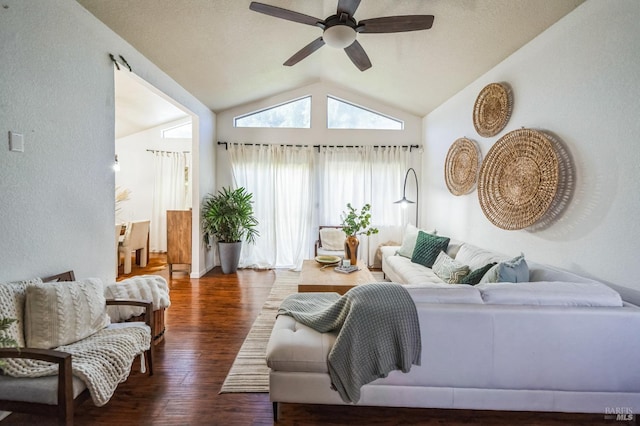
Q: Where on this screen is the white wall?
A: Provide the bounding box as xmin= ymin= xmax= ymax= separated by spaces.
xmin=216 ymin=80 xmax=423 ymax=189
xmin=422 ymin=0 xmax=640 ymax=293
xmin=0 ymin=0 xmax=216 ymax=282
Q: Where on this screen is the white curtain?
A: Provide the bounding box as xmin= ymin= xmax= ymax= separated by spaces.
xmin=317 ymin=146 xmax=370 ymax=225
xmin=150 ymin=151 xmax=191 ymax=252
xmin=229 ymin=144 xmax=314 ymax=270
xmin=317 ymin=146 xmax=409 ymax=264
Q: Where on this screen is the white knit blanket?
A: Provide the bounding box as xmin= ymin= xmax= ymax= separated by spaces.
xmin=2 ymin=325 xmax=150 ymax=406
xmin=104 ymin=275 xmax=170 ymax=322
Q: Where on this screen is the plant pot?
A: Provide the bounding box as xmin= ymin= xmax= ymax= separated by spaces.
xmin=344 ymin=235 xmax=359 ymax=266
xmin=218 ymin=241 xmax=242 ymax=274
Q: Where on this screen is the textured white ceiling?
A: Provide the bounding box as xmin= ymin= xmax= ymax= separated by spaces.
xmin=79 ymin=0 xmax=585 ymax=118
xmin=115 ymin=70 xmax=188 ymax=138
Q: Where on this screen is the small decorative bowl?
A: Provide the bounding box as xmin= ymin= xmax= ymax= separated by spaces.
xmin=315 ymin=255 xmax=341 ymax=265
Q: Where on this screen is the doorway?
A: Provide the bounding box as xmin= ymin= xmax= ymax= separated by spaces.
xmin=114 ymin=69 xmax=197 ymax=277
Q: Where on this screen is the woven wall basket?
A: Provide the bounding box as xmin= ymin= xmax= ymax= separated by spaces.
xmin=445 ymin=137 xmax=480 ymax=196
xmin=473 ymin=83 xmax=513 ymax=137
xmin=478 ymin=128 xmax=559 ymax=230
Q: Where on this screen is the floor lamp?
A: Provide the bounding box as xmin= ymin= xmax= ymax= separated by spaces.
xmin=394 ymin=167 xmax=419 ymax=226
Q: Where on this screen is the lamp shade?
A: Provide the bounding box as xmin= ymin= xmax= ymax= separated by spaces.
xmin=323 ymin=25 xmax=356 ymax=49
xmin=395 ymin=168 xmax=419 ymax=225
xmin=394 ymin=196 xmax=415 ymax=205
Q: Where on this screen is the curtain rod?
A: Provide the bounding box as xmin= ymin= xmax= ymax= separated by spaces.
xmin=146 ymin=149 xmax=191 ymax=154
xmin=217 ymin=141 xmax=420 ymax=152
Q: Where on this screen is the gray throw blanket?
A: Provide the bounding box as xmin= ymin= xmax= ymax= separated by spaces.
xmin=277 ymin=282 xmax=421 ymax=403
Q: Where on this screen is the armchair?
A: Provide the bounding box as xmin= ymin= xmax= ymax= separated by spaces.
xmin=0 ymin=271 xmax=153 ymax=426
xmin=314 ymin=226 xmax=345 ymax=258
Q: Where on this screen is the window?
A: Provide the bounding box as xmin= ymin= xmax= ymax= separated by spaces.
xmin=327 ymin=96 xmax=403 ymax=130
xmin=234 ymin=96 xmax=311 ymax=128
xmin=162 ymin=122 xmax=192 ymax=138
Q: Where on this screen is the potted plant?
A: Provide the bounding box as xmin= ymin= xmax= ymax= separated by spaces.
xmin=202 ymin=186 xmax=259 ymax=274
xmin=340 ymin=203 xmax=379 ymax=266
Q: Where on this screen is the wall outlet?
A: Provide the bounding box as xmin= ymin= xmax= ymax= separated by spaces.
xmin=9 ymin=131 xmax=24 ymax=152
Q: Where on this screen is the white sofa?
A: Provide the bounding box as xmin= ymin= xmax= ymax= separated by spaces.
xmin=266 ymin=239 xmax=640 ymax=419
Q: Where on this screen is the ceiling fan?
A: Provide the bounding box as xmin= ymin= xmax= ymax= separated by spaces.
xmin=249 ymin=0 xmax=434 ymax=71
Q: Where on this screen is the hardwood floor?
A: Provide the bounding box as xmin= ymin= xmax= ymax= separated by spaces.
xmin=3 ymin=255 xmax=626 ymax=425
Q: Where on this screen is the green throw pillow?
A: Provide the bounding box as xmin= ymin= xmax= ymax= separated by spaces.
xmin=460 ymin=262 xmax=497 ymax=285
xmin=411 ymin=231 xmax=450 ymax=268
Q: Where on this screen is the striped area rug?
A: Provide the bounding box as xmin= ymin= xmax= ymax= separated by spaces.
xmin=219 ymin=270 xmax=298 ymax=393
xmin=219 ymin=269 xmax=385 ymax=393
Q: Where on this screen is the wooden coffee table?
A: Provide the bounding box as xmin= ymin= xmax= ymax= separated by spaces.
xmin=298 ymin=259 xmax=376 ymax=295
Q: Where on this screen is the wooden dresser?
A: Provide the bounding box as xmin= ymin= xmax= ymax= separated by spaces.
xmin=166 ymin=210 xmax=192 ymax=275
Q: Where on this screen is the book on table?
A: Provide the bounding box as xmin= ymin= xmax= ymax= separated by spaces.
xmin=334 ymin=265 xmax=359 ymax=274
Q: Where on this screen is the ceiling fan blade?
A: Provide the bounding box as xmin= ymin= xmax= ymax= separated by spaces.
xmin=357 ymin=15 xmax=435 ymax=33
xmin=284 ymin=37 xmax=326 ymax=66
xmin=337 ymin=0 xmax=361 ymax=17
xmin=344 ymin=40 xmax=371 ymax=71
xmin=250 ymin=2 xmax=323 ymax=27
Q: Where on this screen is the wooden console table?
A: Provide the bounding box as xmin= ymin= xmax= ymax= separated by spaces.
xmin=167 ymin=210 xmax=191 ymax=275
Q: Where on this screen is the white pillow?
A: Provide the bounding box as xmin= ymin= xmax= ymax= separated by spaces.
xmin=431 ymin=251 xmax=470 ymax=284
xmin=396 ymin=224 xmax=437 ymax=258
xmin=24 ymin=279 xmax=111 ymax=349
xmin=0 ymin=278 xmax=43 ymax=348
xmin=476 ymin=281 xmax=623 ymax=307
xmin=319 ymin=228 xmax=345 ymax=251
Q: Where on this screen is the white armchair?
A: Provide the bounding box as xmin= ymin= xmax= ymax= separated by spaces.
xmin=118 ymin=220 xmax=150 ymax=274
xmin=314 ymin=226 xmax=345 ymax=258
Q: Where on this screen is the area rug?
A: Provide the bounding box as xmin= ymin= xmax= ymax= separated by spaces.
xmin=219 ymin=269 xmax=385 ymax=393
xmin=219 ymin=270 xmax=298 ymax=393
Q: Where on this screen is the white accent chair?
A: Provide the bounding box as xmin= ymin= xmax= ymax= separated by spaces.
xmin=118 ymin=220 xmax=150 ymax=274
xmin=314 ymin=226 xmax=345 ymax=258
xmin=0 ymin=271 xmax=153 ymax=426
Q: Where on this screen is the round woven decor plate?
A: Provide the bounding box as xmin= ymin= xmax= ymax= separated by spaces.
xmin=478 ymin=129 xmax=559 ymax=230
xmin=473 ymin=83 xmax=512 ymax=137
xmin=445 ymin=137 xmax=480 ymax=195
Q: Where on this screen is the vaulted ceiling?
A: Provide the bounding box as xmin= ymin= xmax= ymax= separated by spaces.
xmin=78 ymin=0 xmax=585 ymax=118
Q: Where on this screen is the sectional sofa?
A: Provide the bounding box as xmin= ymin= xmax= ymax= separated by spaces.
xmin=266 ymin=230 xmax=640 ymax=418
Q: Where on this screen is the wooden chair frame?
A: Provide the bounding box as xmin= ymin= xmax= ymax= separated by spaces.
xmin=0 ymin=271 xmax=154 ymax=426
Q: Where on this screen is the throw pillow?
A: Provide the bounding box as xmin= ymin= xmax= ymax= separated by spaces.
xmin=0 ymin=278 xmax=43 ymax=348
xmin=411 ymin=231 xmax=450 ymax=268
xmin=319 ymin=227 xmax=345 ymax=251
xmin=432 ymin=251 xmax=470 ymax=284
xmin=24 ymin=279 xmax=110 ymax=349
xmin=396 ymin=224 xmax=437 ymax=258
xmin=480 ymin=254 xmax=529 ymax=283
xmin=460 ymin=262 xmax=497 ymax=285
xmin=500 ymin=253 xmax=529 ymax=282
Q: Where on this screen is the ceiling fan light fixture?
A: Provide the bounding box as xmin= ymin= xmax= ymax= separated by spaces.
xmin=323 ymin=25 xmax=356 ymax=48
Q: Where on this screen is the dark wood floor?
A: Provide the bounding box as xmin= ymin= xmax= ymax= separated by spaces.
xmin=3 ymin=254 xmax=628 ymax=425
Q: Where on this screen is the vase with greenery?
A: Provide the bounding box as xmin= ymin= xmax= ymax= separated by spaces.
xmin=202 ymin=186 xmax=259 ymax=274
xmin=340 ymin=203 xmax=379 ymax=266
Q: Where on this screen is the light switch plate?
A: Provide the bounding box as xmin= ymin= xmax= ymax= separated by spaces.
xmin=9 ymin=131 xmax=24 ymax=152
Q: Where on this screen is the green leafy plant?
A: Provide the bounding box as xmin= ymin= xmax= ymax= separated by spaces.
xmin=341 ymin=203 xmax=379 ymax=237
xmin=202 ymin=186 xmax=259 ymax=245
xmin=0 ymin=317 xmax=18 ymax=369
